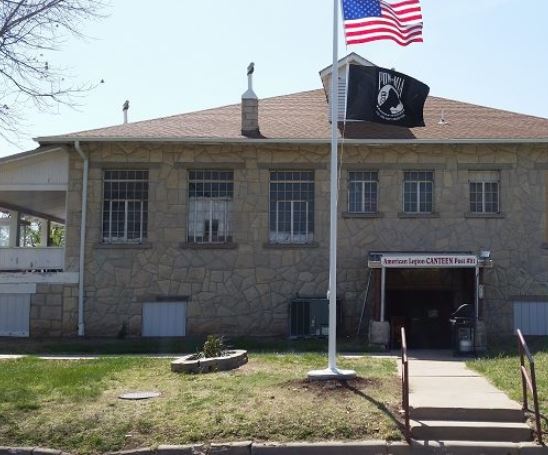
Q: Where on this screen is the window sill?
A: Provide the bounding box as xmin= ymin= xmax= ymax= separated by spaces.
xmin=464 ymin=212 xmax=505 ymax=219
xmin=397 ymin=212 xmax=440 ymax=219
xmin=95 ymin=242 xmax=152 ymax=249
xmin=263 ymin=241 xmax=320 ymax=249
xmin=342 ymin=211 xmax=384 ymax=219
xmin=179 ymin=242 xmax=238 ymax=250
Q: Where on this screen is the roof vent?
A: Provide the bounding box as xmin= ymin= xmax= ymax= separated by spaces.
xmin=123 ymin=100 xmax=129 ymax=124
xmin=438 ymin=109 xmax=447 ymax=125
xmin=241 ymin=62 xmax=260 ymax=137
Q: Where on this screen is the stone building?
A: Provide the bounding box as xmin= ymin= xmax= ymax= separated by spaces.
xmin=1 ymin=53 xmax=548 ymax=347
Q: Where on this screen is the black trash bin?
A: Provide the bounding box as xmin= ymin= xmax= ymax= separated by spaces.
xmin=449 ymin=304 xmax=475 ymax=356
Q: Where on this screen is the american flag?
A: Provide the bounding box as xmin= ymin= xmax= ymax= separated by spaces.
xmin=342 ymin=0 xmax=424 ymax=46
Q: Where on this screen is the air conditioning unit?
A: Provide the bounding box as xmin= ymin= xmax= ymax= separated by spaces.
xmin=289 ymin=298 xmax=343 ymax=338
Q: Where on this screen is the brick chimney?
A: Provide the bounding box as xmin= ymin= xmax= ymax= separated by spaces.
xmin=241 ymin=62 xmax=260 ymax=137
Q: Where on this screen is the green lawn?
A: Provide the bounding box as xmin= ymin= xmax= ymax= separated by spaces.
xmin=0 ymin=354 xmax=402 ymax=454
xmin=468 ymin=336 xmax=548 ymax=433
xmin=0 ymin=336 xmax=376 ymax=355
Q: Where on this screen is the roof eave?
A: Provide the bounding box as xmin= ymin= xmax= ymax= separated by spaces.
xmin=0 ymin=144 xmax=67 ymax=165
xmin=35 ymin=136 xmax=548 ymax=145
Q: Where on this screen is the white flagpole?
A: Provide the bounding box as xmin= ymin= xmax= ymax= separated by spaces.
xmin=308 ymin=0 xmax=355 ymax=381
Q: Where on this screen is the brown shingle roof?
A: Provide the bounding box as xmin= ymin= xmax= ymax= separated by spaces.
xmin=37 ymin=89 xmax=548 ymax=143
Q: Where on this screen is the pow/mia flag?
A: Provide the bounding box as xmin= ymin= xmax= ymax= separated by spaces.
xmin=346 ymin=64 xmax=430 ymax=128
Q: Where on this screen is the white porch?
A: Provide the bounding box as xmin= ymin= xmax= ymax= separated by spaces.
xmin=0 ymin=147 xmax=68 ymax=274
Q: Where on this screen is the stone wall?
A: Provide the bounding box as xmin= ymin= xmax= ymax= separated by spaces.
xmin=30 ymin=284 xmax=79 ymax=337
xmin=61 ymin=141 xmax=548 ymax=338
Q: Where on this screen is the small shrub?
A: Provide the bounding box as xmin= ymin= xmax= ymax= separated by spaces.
xmin=202 ymin=335 xmax=226 ymax=358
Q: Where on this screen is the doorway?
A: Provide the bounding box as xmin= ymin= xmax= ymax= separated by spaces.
xmin=386 ymin=268 xmax=475 ymax=349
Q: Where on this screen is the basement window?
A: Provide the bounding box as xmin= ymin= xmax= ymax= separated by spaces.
xmin=102 ymin=170 xmax=149 ymax=243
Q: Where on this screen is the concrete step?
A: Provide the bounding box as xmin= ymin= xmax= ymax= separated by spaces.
xmin=410 ymin=419 xmax=533 ymax=442
xmin=410 ymin=406 xmax=526 ymax=422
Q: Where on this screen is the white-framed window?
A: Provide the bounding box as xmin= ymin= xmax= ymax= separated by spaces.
xmin=403 ymin=170 xmax=434 ymax=214
xmin=102 ymin=170 xmax=148 ymax=243
xmin=269 ymin=171 xmax=314 ymax=244
xmin=188 ymin=170 xmax=233 ymax=244
xmin=469 ymin=171 xmax=500 ymax=214
xmin=348 ymin=171 xmax=378 ymax=214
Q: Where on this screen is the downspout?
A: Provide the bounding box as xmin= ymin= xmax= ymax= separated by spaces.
xmin=74 ymin=141 xmax=88 ymax=336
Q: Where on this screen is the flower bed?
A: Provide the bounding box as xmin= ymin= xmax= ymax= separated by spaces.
xmin=171 ymin=349 xmax=248 ymax=373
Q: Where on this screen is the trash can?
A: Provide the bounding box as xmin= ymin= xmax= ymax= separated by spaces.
xmin=449 ymin=304 xmax=476 ymax=357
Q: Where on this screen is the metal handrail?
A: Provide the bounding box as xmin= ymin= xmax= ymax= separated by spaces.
xmin=401 ymin=327 xmax=410 ymax=441
xmin=517 ymin=329 xmax=543 ymax=444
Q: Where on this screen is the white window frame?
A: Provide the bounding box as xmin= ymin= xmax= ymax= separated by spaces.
xmin=105 ymin=199 xmax=145 ymax=243
xmin=188 ymin=197 xmax=232 ymax=244
xmin=347 ymin=171 xmax=378 ymax=214
xmin=102 ymin=170 xmax=148 ymax=243
xmin=188 ymin=170 xmax=234 ymax=244
xmin=403 ymin=171 xmax=434 ymax=214
xmin=272 ymin=200 xmax=311 ymax=244
xmin=469 ymin=180 xmax=500 ymax=214
xmin=269 ymin=171 xmax=314 ymax=245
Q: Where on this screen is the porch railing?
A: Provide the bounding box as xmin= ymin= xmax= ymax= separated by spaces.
xmin=0 ymin=247 xmax=64 ymax=271
xmin=517 ymin=329 xmax=543 ymax=444
xmin=401 ymin=326 xmax=411 ymax=441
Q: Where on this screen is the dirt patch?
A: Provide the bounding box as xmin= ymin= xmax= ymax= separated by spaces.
xmin=283 ymin=377 xmax=382 ymax=396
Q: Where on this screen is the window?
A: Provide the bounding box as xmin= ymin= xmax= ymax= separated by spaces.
xmin=348 ymin=171 xmax=378 ymax=214
xmin=469 ymin=171 xmax=500 ymax=214
xmin=403 ymin=171 xmax=434 ymax=214
xmin=102 ymin=170 xmax=148 ymax=243
xmin=188 ymin=170 xmax=233 ymax=244
xmin=269 ymin=171 xmax=314 ymax=244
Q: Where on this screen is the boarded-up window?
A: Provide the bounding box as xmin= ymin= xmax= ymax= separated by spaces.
xmin=514 ymin=301 xmax=548 ymax=335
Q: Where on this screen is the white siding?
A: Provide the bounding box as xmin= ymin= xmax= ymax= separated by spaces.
xmin=513 ymin=301 xmax=548 ymax=335
xmin=0 ymin=149 xmax=68 ymax=189
xmin=0 ymin=294 xmax=30 ymax=337
xmin=325 ymin=67 xmax=348 ymax=122
xmin=0 ymin=247 xmax=64 ymax=271
xmin=142 ymin=302 xmax=187 ymax=337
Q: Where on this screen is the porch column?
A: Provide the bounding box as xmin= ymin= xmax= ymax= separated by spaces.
xmin=380 ymin=266 xmax=386 ymax=322
xmin=39 ymin=219 xmax=49 ymax=247
xmin=8 ymin=210 xmax=18 ymax=247
xmin=474 ymin=265 xmax=480 ymax=320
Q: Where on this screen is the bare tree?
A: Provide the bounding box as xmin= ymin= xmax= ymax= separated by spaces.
xmin=0 ymin=0 xmax=106 ymax=141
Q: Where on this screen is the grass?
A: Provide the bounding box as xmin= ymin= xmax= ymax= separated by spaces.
xmin=0 ymin=354 xmax=402 ymax=454
xmin=0 ymin=336 xmax=378 ymax=355
xmin=468 ymin=336 xmax=548 ymax=430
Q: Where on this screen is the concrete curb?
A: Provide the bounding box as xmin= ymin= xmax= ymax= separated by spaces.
xmin=0 ymin=442 xmax=547 ymax=455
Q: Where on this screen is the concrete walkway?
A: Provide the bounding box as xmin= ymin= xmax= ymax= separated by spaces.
xmin=404 ymin=351 xmax=531 ymax=442
xmin=408 ymin=351 xmax=522 ymax=415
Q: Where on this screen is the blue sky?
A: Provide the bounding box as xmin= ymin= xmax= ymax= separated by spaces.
xmin=1 ymin=0 xmax=547 ymax=156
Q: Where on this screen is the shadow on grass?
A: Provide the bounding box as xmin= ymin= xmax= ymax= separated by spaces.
xmin=341 ymin=380 xmax=405 ymax=437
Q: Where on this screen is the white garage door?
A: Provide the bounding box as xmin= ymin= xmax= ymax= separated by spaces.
xmin=514 ymin=301 xmax=548 ymax=336
xmin=142 ymin=301 xmax=187 ymax=337
xmin=0 ymin=294 xmax=30 ymax=337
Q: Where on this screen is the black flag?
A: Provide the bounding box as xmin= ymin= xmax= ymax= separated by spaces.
xmin=346 ymin=64 xmax=430 ymax=128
